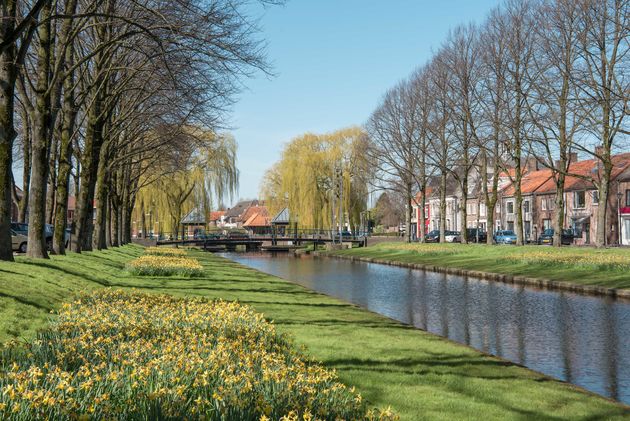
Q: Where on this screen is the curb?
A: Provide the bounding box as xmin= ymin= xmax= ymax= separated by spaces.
xmin=318 ymin=253 xmax=630 ymax=300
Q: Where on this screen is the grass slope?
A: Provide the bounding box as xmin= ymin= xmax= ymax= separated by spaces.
xmin=333 ymin=242 xmax=630 ymax=290
xmin=0 ymin=245 xmax=627 ymax=420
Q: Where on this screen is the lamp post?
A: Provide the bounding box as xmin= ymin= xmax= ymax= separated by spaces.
xmin=617 ymin=181 xmax=623 ymax=246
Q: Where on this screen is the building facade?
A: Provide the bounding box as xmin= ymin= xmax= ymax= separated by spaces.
xmin=412 ymin=153 xmax=630 ymax=245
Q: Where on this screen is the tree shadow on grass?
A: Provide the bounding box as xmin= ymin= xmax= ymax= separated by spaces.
xmin=272 ymin=318 xmax=414 ymax=331
xmin=0 ymin=291 xmax=52 ymax=311
xmin=20 ymin=261 xmax=112 ymax=287
xmin=324 ymin=356 xmax=629 ymax=420
xmin=0 ymin=268 xmax=37 ymax=279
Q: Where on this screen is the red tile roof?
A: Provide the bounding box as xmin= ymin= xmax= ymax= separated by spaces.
xmin=501 ymin=153 xmax=630 ymax=197
xmin=537 ymin=153 xmax=630 ymax=193
xmin=209 ymin=211 xmax=225 ymax=221
xmin=240 ymin=206 xmax=268 ymax=223
xmin=243 ymin=212 xmax=271 ymax=227
xmin=502 ymin=169 xmax=553 ymax=196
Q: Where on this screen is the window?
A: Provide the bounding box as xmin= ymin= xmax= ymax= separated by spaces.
xmin=592 ymin=190 xmax=599 ymax=204
xmin=467 ymin=203 xmax=476 ymax=215
xmin=574 ymin=191 xmax=586 ymax=209
xmin=626 ymin=190 xmax=630 ymax=207
xmin=542 ymin=198 xmax=547 ymax=211
xmin=507 ymin=221 xmax=515 ymax=231
xmin=523 ymin=200 xmax=530 ymax=213
xmin=480 ymin=203 xmax=487 ymax=217
xmin=507 ymin=201 xmax=514 ymax=214
xmin=543 ymin=219 xmax=552 ymax=230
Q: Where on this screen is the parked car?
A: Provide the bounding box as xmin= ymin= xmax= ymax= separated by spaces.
xmin=537 ymin=228 xmax=575 ymax=246
xmin=494 ymin=230 xmax=517 ymax=244
xmin=11 ymin=230 xmax=28 ymax=253
xmin=226 ymin=230 xmax=250 ymax=239
xmin=424 ymin=230 xmax=460 ymax=243
xmin=444 ymin=231 xmax=461 ymax=243
xmin=333 ymin=230 xmax=354 ymax=241
xmin=11 ymin=223 xmax=54 ymax=250
xmin=466 ymin=228 xmax=487 ymax=243
xmin=10 ymin=222 xmax=28 ymax=237
xmin=425 ymin=230 xmax=440 ymax=243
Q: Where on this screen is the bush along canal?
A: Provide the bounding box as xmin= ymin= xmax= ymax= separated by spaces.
xmin=223 ymin=252 xmax=630 ymax=406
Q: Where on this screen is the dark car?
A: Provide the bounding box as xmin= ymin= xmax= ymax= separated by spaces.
xmin=425 ymin=230 xmax=440 ymax=243
xmin=11 ymin=223 xmax=54 ymax=250
xmin=226 ymin=230 xmax=250 ymax=239
xmin=537 ymin=228 xmax=575 ymax=246
xmin=333 ymin=230 xmax=354 ymax=241
xmin=10 ymin=222 xmax=28 ymax=237
xmin=466 ymin=228 xmax=487 ymax=243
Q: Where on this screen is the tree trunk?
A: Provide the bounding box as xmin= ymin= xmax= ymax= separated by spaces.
xmin=439 ymin=171 xmax=447 ymax=242
xmin=553 ymin=174 xmax=566 ymax=247
xmin=52 ymin=48 xmax=77 ymax=255
xmin=92 ymin=144 xmax=110 ymax=250
xmin=596 ymin=166 xmax=612 ymax=248
xmin=26 ymin=2 xmax=53 ymax=259
xmin=17 ymin=105 xmax=30 ymax=223
xmin=0 ymin=3 xmax=18 ymax=261
xmin=46 ymin=137 xmax=58 ymax=225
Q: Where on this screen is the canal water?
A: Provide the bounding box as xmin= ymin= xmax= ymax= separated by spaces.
xmin=223 ymin=252 xmax=630 ymax=405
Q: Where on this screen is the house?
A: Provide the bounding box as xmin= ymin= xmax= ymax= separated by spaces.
xmin=208 ymin=210 xmax=226 ymax=227
xmin=242 ymin=207 xmax=271 ymax=235
xmin=411 ymin=152 xmax=630 ymax=245
xmin=223 ymin=199 xmax=261 ymax=227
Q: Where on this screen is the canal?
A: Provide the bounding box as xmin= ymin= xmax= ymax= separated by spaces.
xmin=223 ymin=252 xmax=630 ymax=405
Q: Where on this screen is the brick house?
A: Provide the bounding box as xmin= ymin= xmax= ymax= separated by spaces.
xmin=412 ymin=152 xmax=630 ymax=245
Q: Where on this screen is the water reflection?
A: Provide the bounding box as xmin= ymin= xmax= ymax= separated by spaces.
xmin=224 ymin=252 xmax=630 ymax=405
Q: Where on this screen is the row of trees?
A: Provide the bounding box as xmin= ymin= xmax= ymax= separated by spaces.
xmin=261 ymin=127 xmax=370 ymax=232
xmin=367 ymin=0 xmax=629 ymax=247
xmin=0 ymin=0 xmax=281 ymax=261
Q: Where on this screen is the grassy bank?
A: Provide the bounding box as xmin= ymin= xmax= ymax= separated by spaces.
xmin=332 ymin=242 xmax=630 ymax=290
xmin=0 ymin=246 xmax=628 ymax=419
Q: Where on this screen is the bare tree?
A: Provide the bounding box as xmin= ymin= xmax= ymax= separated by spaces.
xmin=573 ymin=0 xmax=629 ymax=247
xmin=366 ymin=77 xmax=425 ymax=242
xmin=528 ymin=0 xmax=586 ymax=247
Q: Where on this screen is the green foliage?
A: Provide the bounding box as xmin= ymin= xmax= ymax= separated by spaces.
xmin=134 ymin=130 xmax=238 ymax=236
xmin=261 ymin=127 xmax=370 ymax=230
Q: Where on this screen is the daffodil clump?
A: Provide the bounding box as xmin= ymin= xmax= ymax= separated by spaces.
xmin=378 ymin=243 xmax=461 ymax=256
xmin=0 ymin=290 xmax=397 ymax=420
xmin=145 ymin=247 xmax=187 ymax=257
xmin=505 ymin=249 xmax=630 ymax=270
xmin=126 ymin=255 xmax=204 ymax=277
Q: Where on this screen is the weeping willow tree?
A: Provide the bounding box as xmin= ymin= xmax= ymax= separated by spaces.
xmin=261 ymin=127 xmax=370 ymax=231
xmin=134 ymin=130 xmax=238 ymax=238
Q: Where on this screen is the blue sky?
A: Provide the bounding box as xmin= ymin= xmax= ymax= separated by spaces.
xmin=228 ymin=0 xmax=502 ymax=203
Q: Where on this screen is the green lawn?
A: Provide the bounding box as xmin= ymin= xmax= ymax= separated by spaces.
xmin=0 ymin=245 xmax=628 ymax=420
xmin=332 ymin=242 xmax=630 ymax=290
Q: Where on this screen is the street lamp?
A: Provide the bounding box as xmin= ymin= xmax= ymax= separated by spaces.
xmin=617 ymin=181 xmax=623 ymax=246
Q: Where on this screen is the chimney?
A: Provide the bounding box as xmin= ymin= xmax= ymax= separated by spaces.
xmin=525 ymin=157 xmax=538 ymax=172
xmin=569 ymin=152 xmax=578 ymax=163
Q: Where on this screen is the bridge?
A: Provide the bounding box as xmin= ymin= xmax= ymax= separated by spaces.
xmin=156 ymin=235 xmax=368 ymax=251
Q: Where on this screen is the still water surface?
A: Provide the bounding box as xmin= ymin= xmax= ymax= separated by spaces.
xmin=224 ymin=252 xmax=630 ymax=405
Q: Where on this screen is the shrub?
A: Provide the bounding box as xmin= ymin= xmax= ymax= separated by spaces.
xmin=126 ymin=255 xmax=204 ymax=277
xmin=0 ymin=290 xmax=398 ymax=420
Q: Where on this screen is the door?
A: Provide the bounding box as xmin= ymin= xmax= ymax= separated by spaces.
xmin=624 ymin=219 xmax=630 ymax=245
